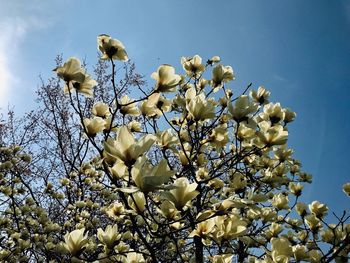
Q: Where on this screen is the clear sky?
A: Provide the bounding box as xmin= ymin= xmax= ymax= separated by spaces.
xmin=0 ymin=0 xmax=349 ymax=214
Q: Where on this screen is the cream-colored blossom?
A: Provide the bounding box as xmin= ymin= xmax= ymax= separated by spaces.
xmin=304 ymin=214 xmax=321 ymax=230
xmin=256 ymin=121 xmax=288 ymax=147
xmin=64 ymin=73 xmax=97 ymax=97
xmin=123 ymin=252 xmax=146 ymax=263
xmin=128 ymin=192 xmax=146 ymax=212
xmin=163 ymin=177 xmax=199 ymax=209
xmin=185 ymin=87 xmax=216 ymax=121
xmin=105 ymin=202 xmax=126 ymax=221
xmin=228 ymin=95 xmax=258 ymax=122
xmin=54 ymin=57 xmax=85 ymax=83
xmin=189 ymin=218 xmax=215 ymax=238
xmin=342 ymin=183 xmax=350 ymax=196
xmin=131 ymin=156 xmax=174 ymax=192
xmin=119 ymin=95 xmax=139 ymax=116
xmin=288 ymin=182 xmax=303 ymax=196
xmin=271 ymin=237 xmax=292 ymax=263
xmin=98 ymin=34 xmax=128 ymax=61
xmin=140 ymin=93 xmax=171 ymax=118
xmin=209 ymin=254 xmax=233 ymax=263
xmin=92 ymin=102 xmax=110 ymax=118
xmin=309 ymin=201 xmax=328 ymax=218
xmin=295 ymin=202 xmax=308 ymax=216
xmin=272 ymin=193 xmax=289 ymax=210
xmin=211 ymin=64 xmax=234 ymax=90
xmin=127 ymin=120 xmax=142 ymax=132
xmin=213 ymin=214 xmax=247 ymax=241
xmin=250 ymin=86 xmax=271 ymax=105
xmin=293 ymin=244 xmax=308 ymax=261
xmin=208 ymin=56 xmax=221 ymax=65
xmin=156 ymin=129 xmax=179 ymax=149
xmin=151 ymin=64 xmax=181 ymax=93
xmin=258 ymin=103 xmax=285 ymax=125
xmin=54 ymin=57 xmax=97 ymax=97
xmin=208 ymin=124 xmax=229 ymax=150
xmin=283 ymin=108 xmax=296 ymax=123
xmin=82 ymin=117 xmax=106 ymax=137
xmin=158 ymin=200 xmax=179 ymax=220
xmin=309 ymin=250 xmax=322 ymax=263
xmin=103 ymin=126 xmax=155 ymax=166
xmin=181 ymin=55 xmax=205 ymax=77
xmin=97 ymin=225 xmax=120 ymax=249
xmin=63 ymin=228 xmax=89 ymax=255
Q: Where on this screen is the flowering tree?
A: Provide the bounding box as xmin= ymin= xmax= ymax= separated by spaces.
xmin=0 ymin=34 xmax=350 ymax=263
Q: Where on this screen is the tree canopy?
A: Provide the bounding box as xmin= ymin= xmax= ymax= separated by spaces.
xmin=0 ymin=34 xmax=349 ymax=263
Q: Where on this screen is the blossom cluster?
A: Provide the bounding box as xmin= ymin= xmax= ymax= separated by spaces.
xmin=0 ymin=35 xmax=349 ymax=262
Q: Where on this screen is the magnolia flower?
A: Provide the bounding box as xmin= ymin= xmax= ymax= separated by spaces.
xmin=309 ymin=250 xmax=322 ymax=262
xmin=211 ymin=64 xmax=234 ymax=90
xmin=163 ymin=177 xmax=199 ymax=209
xmin=189 ymin=218 xmax=215 ymax=238
xmin=103 ymin=126 xmax=155 ymax=166
xmin=283 ymin=108 xmax=297 ymax=123
xmin=82 ymin=117 xmax=106 ymax=137
xmin=105 ymin=202 xmax=126 ymax=220
xmin=295 ymin=202 xmax=308 ymax=216
xmin=272 ymin=193 xmax=289 ymax=210
xmin=258 ymin=103 xmax=285 ymax=125
xmin=228 ymin=95 xmax=258 ymax=122
xmin=293 ymin=245 xmax=309 ymax=261
xmin=140 ymin=93 xmax=171 ymax=118
xmin=151 ymin=64 xmax=181 ymax=93
xmin=97 ymin=34 xmax=128 ymax=61
xmin=158 ymin=200 xmax=179 ymax=220
xmin=97 ymin=225 xmax=120 ymax=249
xmin=250 ymin=86 xmax=271 ymax=105
xmin=123 ymin=252 xmax=146 ymax=263
xmin=209 ymin=254 xmax=233 ymax=263
xmin=181 ymin=55 xmax=205 ymax=77
xmin=304 ymin=214 xmax=321 ymax=230
xmin=128 ymin=192 xmax=146 ymax=212
xmin=65 ymin=73 xmax=97 ymax=97
xmin=119 ymin=95 xmax=140 ymax=116
xmin=342 ymin=183 xmax=350 ymax=196
xmin=92 ymin=102 xmax=110 ymax=118
xmin=131 ymin=157 xmax=174 ymax=192
xmin=309 ymin=201 xmax=328 ymax=218
xmin=208 ymin=124 xmax=229 ymax=150
xmin=63 ymin=228 xmax=89 ymax=255
xmin=156 ymin=130 xmax=179 ymax=150
xmin=256 ymin=121 xmax=288 ymax=147
xmin=271 ymin=237 xmax=292 ymax=263
xmin=54 ymin=57 xmax=85 ymax=83
xmin=54 ymin=57 xmax=97 ymax=97
xmin=288 ymin=182 xmax=303 ymax=196
xmin=185 ymin=87 xmax=216 ymax=121
xmin=127 ymin=120 xmax=142 ymax=132
xmin=207 ymin=56 xmax=221 ymax=65
xmin=214 ymin=214 xmax=247 ymax=241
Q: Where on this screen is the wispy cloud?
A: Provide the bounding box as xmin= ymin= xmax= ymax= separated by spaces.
xmin=0 ymin=13 xmax=52 ymax=109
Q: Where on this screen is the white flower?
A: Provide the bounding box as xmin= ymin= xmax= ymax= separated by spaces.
xmin=151 ymin=64 xmax=181 ymax=93
xmin=162 ymin=177 xmax=199 ymax=209
xmin=103 ymin=126 xmax=155 ymax=166
xmin=97 ymin=225 xmax=120 ymax=249
xmin=98 ymin=34 xmax=128 ymax=61
xmin=181 ymin=55 xmax=205 ymax=77
xmin=131 ymin=156 xmax=174 ymax=192
xmin=211 ymin=64 xmax=234 ymax=90
xmin=63 ymin=228 xmax=89 ymax=255
xmin=54 ymin=57 xmax=97 ymax=97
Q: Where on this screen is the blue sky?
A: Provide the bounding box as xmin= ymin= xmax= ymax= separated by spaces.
xmin=0 ymin=0 xmax=349 ymax=214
